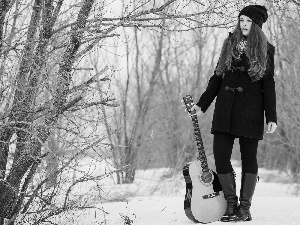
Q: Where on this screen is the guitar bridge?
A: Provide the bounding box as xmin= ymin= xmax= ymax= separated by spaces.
xmin=202 ymin=192 xmax=220 ymax=199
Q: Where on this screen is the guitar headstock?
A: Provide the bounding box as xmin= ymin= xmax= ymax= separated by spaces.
xmin=182 ymin=95 xmax=197 ymax=117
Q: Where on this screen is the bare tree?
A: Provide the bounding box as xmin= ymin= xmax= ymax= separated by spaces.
xmin=260 ymin=1 xmax=300 ymax=181
xmin=0 ymin=0 xmax=241 ymax=223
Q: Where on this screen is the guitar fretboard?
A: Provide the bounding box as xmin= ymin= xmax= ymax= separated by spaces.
xmin=190 ymin=114 xmax=209 ymax=173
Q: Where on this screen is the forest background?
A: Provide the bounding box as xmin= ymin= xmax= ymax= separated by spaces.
xmin=0 ymin=0 xmax=299 ymax=224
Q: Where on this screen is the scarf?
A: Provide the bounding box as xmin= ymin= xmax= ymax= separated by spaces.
xmin=234 ymin=39 xmax=265 ymax=82
xmin=234 ymin=39 xmax=247 ymax=60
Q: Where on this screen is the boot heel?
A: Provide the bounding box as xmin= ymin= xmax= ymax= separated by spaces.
xmin=246 ymin=213 xmax=252 ymax=221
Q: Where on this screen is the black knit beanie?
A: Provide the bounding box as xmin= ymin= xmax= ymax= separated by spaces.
xmin=238 ymin=5 xmax=268 ymax=28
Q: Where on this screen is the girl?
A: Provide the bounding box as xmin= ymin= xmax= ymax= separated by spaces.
xmin=191 ymin=5 xmax=277 ymax=222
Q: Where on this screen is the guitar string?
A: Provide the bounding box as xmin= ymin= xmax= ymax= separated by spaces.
xmin=189 ymin=105 xmax=209 ymax=173
xmin=184 ymin=96 xmax=209 ymax=173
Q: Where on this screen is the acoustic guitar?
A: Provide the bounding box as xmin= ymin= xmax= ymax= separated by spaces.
xmin=182 ymin=95 xmax=226 ymax=223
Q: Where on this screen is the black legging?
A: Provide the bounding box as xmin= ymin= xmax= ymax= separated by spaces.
xmin=213 ymin=132 xmax=259 ymax=174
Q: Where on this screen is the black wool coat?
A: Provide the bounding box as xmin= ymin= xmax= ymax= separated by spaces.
xmin=196 ymin=38 xmax=277 ymax=140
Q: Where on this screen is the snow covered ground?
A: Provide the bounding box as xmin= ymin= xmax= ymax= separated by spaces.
xmin=88 ymin=196 xmax=300 ymax=225
xmin=50 ymin=162 xmax=300 ymax=225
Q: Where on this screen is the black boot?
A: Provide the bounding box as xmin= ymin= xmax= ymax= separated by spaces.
xmin=217 ymin=171 xmax=239 ymax=222
xmin=229 ymin=173 xmax=258 ymax=222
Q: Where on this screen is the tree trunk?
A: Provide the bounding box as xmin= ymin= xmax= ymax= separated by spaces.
xmin=0 ymin=0 xmax=96 ymax=221
xmin=45 ymin=133 xmax=60 ymax=188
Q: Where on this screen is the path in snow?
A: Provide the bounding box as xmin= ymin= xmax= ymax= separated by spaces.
xmin=55 ymin=166 xmax=300 ymax=225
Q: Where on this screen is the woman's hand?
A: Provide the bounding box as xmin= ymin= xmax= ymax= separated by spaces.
xmin=266 ymin=122 xmax=277 ymax=133
xmin=190 ymin=105 xmax=203 ymax=117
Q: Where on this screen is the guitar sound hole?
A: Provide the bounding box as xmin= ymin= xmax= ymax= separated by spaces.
xmin=201 ymin=171 xmax=213 ymax=184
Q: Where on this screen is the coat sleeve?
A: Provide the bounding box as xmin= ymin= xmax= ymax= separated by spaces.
xmin=263 ymin=44 xmax=277 ymax=124
xmin=195 ymin=72 xmax=223 ymax=113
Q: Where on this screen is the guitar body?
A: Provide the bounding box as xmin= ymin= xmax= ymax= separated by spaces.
xmin=182 ymin=95 xmax=226 ymax=223
xmin=183 ymin=156 xmax=226 ymax=223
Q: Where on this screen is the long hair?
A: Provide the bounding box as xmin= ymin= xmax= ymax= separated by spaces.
xmin=216 ymin=20 xmax=268 ymax=81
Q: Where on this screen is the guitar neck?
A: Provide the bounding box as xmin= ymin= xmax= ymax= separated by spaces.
xmin=191 ymin=114 xmax=209 ymax=172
